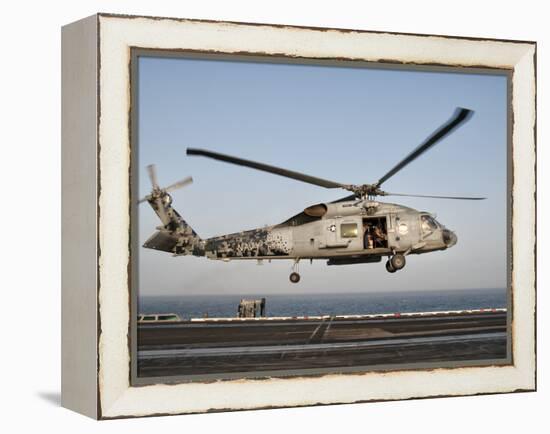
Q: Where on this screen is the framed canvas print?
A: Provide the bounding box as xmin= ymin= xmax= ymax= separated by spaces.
xmin=61 ymin=13 xmax=536 ymax=419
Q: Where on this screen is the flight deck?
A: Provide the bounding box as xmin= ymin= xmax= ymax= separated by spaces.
xmin=137 ymin=309 xmax=508 ymax=379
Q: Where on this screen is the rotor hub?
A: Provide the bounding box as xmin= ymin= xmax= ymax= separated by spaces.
xmin=345 ymin=184 xmax=387 ymax=199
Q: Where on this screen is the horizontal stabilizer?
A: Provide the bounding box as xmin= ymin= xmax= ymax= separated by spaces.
xmin=143 ymin=230 xmax=179 ymax=253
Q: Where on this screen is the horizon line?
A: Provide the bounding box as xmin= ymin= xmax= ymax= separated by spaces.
xmin=139 ymin=287 xmax=507 ymax=297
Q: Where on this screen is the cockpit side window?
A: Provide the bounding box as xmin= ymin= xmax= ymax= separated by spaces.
xmin=421 ymin=215 xmax=438 ymax=233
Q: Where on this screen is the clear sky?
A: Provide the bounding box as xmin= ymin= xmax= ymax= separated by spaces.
xmin=137 ymin=55 xmax=508 ymax=296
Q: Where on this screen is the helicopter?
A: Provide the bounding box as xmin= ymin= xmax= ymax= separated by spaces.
xmin=140 ymin=107 xmax=485 ymax=283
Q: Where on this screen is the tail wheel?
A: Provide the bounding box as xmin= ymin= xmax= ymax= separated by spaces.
xmin=385 ymin=261 xmax=397 ymax=273
xmin=289 ymin=272 xmax=301 ymax=283
xmin=390 ymin=254 xmax=406 ymax=270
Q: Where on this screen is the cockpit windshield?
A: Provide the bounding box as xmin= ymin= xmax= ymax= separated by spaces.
xmin=421 ymin=214 xmax=439 ymax=233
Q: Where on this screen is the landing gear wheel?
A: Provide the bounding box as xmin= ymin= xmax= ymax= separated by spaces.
xmin=385 ymin=261 xmax=397 ymax=273
xmin=289 ymin=272 xmax=301 ymax=283
xmin=390 ymin=254 xmax=406 ymax=270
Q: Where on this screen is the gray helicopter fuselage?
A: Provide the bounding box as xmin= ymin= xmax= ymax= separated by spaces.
xmin=142 ymin=107 xmax=474 ymax=280
xmin=197 ymin=200 xmax=457 ymax=263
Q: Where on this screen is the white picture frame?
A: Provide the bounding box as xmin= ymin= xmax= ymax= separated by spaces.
xmin=61 ymin=13 xmax=536 ymax=419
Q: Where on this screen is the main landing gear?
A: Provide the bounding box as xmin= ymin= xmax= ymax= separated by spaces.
xmin=385 ymin=253 xmax=406 ymax=273
xmin=289 ymin=258 xmax=301 ymax=283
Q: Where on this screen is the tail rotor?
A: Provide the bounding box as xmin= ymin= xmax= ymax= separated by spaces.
xmin=146 ymin=164 xmax=160 ymax=190
xmin=139 ymin=164 xmax=193 ymax=227
xmin=164 ymin=176 xmax=193 ymax=193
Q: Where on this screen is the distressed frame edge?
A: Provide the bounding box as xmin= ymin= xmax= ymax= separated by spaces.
xmin=92 ymin=14 xmax=536 ymax=419
xmin=97 ymin=11 xmax=537 ymax=46
xmin=129 ymin=48 xmax=514 ymax=387
xmin=61 ymin=13 xmax=100 ymax=419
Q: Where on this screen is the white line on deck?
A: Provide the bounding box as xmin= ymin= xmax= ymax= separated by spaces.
xmin=138 ymin=332 xmax=506 ymax=359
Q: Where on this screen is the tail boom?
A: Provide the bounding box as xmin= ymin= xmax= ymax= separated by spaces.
xmin=143 ymin=193 xmax=204 ymax=256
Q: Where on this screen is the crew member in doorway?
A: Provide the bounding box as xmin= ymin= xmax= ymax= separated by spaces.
xmin=364 ymin=222 xmax=374 ymax=249
xmin=373 ymin=224 xmax=387 ymax=248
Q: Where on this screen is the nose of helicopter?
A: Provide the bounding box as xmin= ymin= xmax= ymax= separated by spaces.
xmin=443 ymin=229 xmax=458 ymax=248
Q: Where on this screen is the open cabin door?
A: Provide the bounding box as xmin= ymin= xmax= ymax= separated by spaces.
xmin=362 ymin=216 xmax=389 ymax=250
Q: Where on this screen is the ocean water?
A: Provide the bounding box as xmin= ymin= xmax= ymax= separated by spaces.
xmin=138 ymin=288 xmax=507 ymax=320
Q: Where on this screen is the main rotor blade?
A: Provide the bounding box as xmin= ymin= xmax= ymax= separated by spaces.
xmin=187 ymin=148 xmax=344 ymax=189
xmin=165 ymin=176 xmax=193 ymax=192
xmin=331 ymin=192 xmax=486 ymax=202
xmin=146 ymin=164 xmax=159 ymax=189
xmin=386 ymin=192 xmax=486 ymax=200
xmin=376 ymin=107 xmax=474 ymax=187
